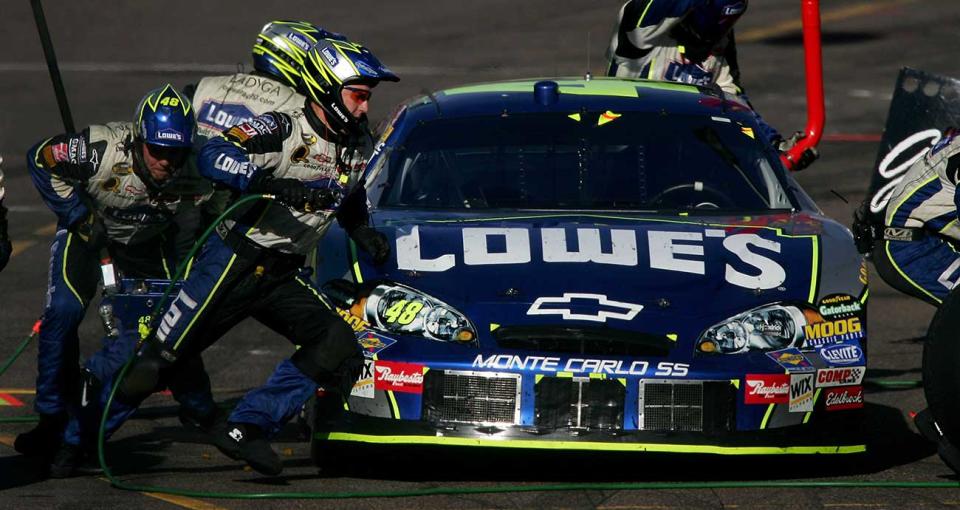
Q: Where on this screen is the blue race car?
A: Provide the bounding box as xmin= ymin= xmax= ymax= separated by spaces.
xmin=310 ymin=77 xmax=868 ymax=461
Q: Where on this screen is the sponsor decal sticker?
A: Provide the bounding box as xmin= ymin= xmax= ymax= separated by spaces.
xmin=357 ymin=331 xmax=396 ymax=358
xmin=0 ymin=393 xmax=25 ymax=407
xmin=112 ymin=162 xmax=133 ymax=175
xmin=472 ymin=354 xmax=688 ymax=377
xmin=351 ymin=359 xmax=375 ymax=399
xmin=51 ymin=142 xmax=69 ymax=162
xmin=156 ymin=129 xmax=183 ymax=142
xmin=338 ymin=307 xmax=370 ymax=332
xmin=286 ymin=33 xmax=312 ymax=52
xmin=816 ymin=366 xmax=865 ymax=388
xmin=789 ymin=372 xmax=815 ymax=412
xmin=226 ymin=126 xmax=251 ymax=143
xmin=355 ymin=60 xmax=377 ymax=76
xmin=321 ymin=47 xmax=340 ymax=67
xmin=818 ymin=294 xmax=863 ymax=318
xmin=819 ymin=344 xmax=864 ymax=365
xmin=803 ymin=317 xmax=863 ymax=348
xmin=744 ymin=374 xmax=789 ymax=404
xmin=100 ymin=177 xmax=120 ymax=193
xmin=199 ymin=101 xmax=255 ymax=131
xmin=374 ymin=361 xmax=425 ymax=393
xmin=766 ymin=348 xmax=815 ymax=373
xmin=824 ymin=385 xmax=864 ymax=411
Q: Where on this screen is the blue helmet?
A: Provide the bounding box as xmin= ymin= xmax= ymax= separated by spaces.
xmin=299 ymin=37 xmax=399 ymax=136
xmin=684 ymin=0 xmax=748 ymax=46
xmin=252 ymin=20 xmax=347 ymax=88
xmin=133 ymin=84 xmax=194 ymax=148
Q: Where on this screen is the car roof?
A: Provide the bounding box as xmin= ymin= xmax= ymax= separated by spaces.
xmin=398 ymin=77 xmax=757 ymax=123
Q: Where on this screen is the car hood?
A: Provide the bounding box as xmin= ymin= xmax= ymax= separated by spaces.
xmin=358 ymin=210 xmax=829 ymax=350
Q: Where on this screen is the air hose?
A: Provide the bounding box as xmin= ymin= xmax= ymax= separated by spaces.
xmin=0 ymin=195 xmax=956 ymax=496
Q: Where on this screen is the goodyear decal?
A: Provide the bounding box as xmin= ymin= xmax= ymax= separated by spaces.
xmin=817 ymin=294 xmax=863 ymax=318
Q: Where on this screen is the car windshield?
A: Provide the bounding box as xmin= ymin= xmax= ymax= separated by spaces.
xmin=375 ymin=111 xmax=795 ymax=212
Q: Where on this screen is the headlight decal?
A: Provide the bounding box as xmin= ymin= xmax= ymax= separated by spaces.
xmin=364 ymin=283 xmax=477 ymax=343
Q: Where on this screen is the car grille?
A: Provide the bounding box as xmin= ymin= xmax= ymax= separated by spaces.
xmin=638 ymin=380 xmax=736 ymax=433
xmin=493 ymin=326 xmax=672 ymax=357
xmin=422 ymin=370 xmax=521 ymax=425
xmin=535 ymin=376 xmax=625 ymax=430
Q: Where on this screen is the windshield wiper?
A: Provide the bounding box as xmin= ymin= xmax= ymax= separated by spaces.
xmin=694 ymin=127 xmax=769 ymax=207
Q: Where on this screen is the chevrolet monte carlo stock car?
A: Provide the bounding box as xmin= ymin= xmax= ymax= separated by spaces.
xmin=305 ymin=77 xmax=869 ymax=462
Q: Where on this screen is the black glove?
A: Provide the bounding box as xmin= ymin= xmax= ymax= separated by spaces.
xmin=852 ymin=200 xmax=879 ymax=255
xmin=252 ymin=177 xmax=312 ymax=210
xmin=304 ymin=187 xmax=342 ymax=213
xmin=349 ymin=225 xmax=390 ymax=265
xmin=777 ymin=131 xmax=820 ymax=172
xmin=72 ymin=212 xmax=108 ymax=251
xmin=53 ymin=160 xmax=96 ymax=181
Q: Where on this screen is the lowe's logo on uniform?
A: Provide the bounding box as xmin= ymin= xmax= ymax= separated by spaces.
xmin=819 ymin=344 xmax=864 ymax=365
xmin=396 ymin=226 xmax=789 ymax=290
xmin=198 ymin=102 xmax=256 ymax=131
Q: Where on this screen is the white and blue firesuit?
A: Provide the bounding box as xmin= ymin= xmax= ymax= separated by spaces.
xmin=26 ymin=124 xmax=217 ymax=445
xmin=99 ymin=107 xmax=368 ymax=441
xmin=874 ymin=131 xmax=960 ymax=305
xmin=606 ymin=0 xmax=781 ymax=145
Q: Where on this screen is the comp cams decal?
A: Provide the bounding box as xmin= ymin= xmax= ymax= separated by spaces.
xmin=816 ymin=366 xmax=865 ymax=388
xmin=396 ymin=226 xmax=790 ymax=290
xmin=473 ymin=354 xmax=689 ymax=377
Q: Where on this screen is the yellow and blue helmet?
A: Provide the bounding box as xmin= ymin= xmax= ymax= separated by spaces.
xmin=133 ymin=84 xmax=194 ymax=148
xmin=252 ymin=20 xmax=346 ymax=89
xmin=300 ymin=37 xmax=399 ymax=136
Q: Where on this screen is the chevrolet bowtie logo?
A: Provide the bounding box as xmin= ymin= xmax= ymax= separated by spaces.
xmin=526 ymin=293 xmax=644 ymax=323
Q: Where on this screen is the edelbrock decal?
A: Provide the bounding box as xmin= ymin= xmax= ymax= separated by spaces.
xmin=396 ymin=226 xmax=788 ymax=290
xmin=527 ymin=293 xmax=643 ymax=323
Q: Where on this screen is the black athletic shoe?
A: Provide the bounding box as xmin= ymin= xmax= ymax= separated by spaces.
xmin=914 ymin=408 xmax=943 ymax=443
xmin=14 ymin=412 xmax=66 ymax=457
xmin=178 ymin=406 xmax=227 ymax=435
xmin=47 ymin=443 xmax=86 ymax=479
xmin=212 ymin=422 xmax=282 ymax=476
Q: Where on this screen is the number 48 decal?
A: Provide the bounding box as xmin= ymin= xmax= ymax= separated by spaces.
xmin=383 ymin=299 xmax=424 ymax=325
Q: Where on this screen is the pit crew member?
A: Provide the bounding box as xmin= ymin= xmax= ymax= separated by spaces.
xmin=110 ymin=36 xmax=398 ymax=476
xmin=20 ymin=85 xmax=219 ymax=473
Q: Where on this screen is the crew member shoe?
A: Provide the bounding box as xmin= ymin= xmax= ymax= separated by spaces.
xmin=938 ymin=438 xmax=960 ymax=475
xmin=14 ymin=412 xmax=66 ymax=457
xmin=212 ymin=422 xmax=282 ymax=476
xmin=913 ymin=408 xmax=942 ymax=443
xmin=47 ymin=443 xmax=86 ymax=479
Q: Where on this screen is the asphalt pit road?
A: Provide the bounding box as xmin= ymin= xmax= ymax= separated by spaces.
xmin=760 ymin=31 xmax=881 ymax=46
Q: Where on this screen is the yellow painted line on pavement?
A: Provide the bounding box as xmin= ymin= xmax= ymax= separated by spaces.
xmin=0 ymin=388 xmax=36 ymax=394
xmin=96 ymin=478 xmax=228 ymax=510
xmin=10 ymin=240 xmax=37 ymax=258
xmin=738 ymin=0 xmax=919 ymax=43
xmin=35 ymin=222 xmax=58 ymax=236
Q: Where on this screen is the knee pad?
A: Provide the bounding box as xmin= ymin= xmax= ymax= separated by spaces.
xmin=116 ymin=347 xmax=168 ymax=405
xmin=292 ymin=322 xmax=362 ymax=395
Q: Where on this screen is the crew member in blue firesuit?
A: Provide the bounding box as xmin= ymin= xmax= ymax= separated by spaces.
xmin=606 ymin=0 xmax=817 ymax=170
xmin=854 ymin=129 xmax=960 ymax=473
xmin=20 ymin=85 xmax=219 ymax=477
xmin=100 ymin=35 xmax=397 ymax=476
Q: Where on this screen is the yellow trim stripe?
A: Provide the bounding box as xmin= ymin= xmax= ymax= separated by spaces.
xmin=319 ymin=432 xmax=865 ymax=455
xmin=387 ymin=390 xmax=401 ymax=419
xmin=808 ymin=236 xmax=820 ymax=304
xmin=636 ymin=0 xmax=655 ymax=28
xmin=884 ymin=240 xmax=940 ymax=304
xmin=172 ymin=253 xmax=238 ymax=351
xmin=295 ymin=275 xmax=333 ymax=310
xmin=803 ymin=388 xmax=822 ymax=424
xmin=760 ymin=403 xmax=775 ymax=429
xmin=61 ymin=232 xmax=84 ymax=305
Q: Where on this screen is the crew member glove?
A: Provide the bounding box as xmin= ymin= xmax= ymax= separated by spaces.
xmin=253 ymin=177 xmax=314 ymax=211
xmin=777 ymin=131 xmax=820 ymax=172
xmin=349 ymin=225 xmax=390 ymax=265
